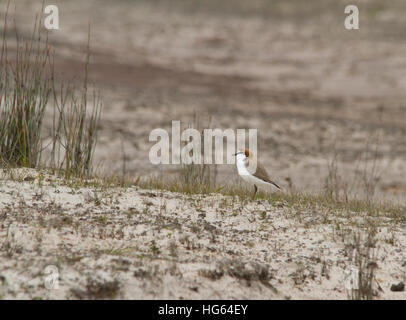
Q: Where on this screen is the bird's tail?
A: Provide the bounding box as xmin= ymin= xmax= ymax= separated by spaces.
xmin=270 ymin=181 xmax=282 ymax=190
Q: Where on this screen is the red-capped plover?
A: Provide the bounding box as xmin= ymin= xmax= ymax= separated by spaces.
xmin=234 ymin=148 xmax=281 ymax=198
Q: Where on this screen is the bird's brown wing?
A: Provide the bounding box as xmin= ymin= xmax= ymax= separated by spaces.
xmin=247 ymin=159 xmax=281 ymax=190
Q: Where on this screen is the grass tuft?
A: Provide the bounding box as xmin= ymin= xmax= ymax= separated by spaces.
xmin=0 ymin=3 xmax=102 ymax=179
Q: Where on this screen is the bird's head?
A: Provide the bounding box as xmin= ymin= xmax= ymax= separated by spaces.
xmin=234 ymin=148 xmax=251 ymax=159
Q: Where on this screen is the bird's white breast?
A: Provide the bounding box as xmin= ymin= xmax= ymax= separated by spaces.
xmin=236 ymin=154 xmax=250 ymax=177
xmin=236 ymin=154 xmax=257 ymax=185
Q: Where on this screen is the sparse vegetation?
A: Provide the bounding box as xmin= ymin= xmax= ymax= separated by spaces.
xmin=0 ymin=3 xmax=52 ymax=168
xmin=343 ymin=230 xmax=380 ymax=300
xmin=179 ymin=112 xmax=218 ymax=194
xmin=137 ymin=173 xmax=405 ymax=222
xmin=0 ymin=2 xmax=101 ymax=178
xmin=0 ymin=166 xmax=405 ymax=299
xmin=0 ymin=0 xmax=405 ymax=301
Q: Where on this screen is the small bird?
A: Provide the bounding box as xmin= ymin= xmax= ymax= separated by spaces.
xmin=234 ymin=148 xmax=281 ymax=198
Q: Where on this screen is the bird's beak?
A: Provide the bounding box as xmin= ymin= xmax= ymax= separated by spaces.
xmin=233 ymin=153 xmax=238 ymax=156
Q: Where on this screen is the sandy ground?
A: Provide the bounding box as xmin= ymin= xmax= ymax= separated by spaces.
xmin=0 ymin=0 xmax=406 ymax=300
xmin=2 ymin=0 xmax=406 ymax=204
xmin=0 ymin=168 xmax=405 ymax=299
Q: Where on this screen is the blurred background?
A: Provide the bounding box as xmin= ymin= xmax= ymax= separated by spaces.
xmin=2 ymin=0 xmax=406 ymax=203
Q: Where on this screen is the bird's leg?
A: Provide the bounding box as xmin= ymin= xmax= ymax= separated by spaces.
xmin=253 ymin=185 xmax=258 ymax=199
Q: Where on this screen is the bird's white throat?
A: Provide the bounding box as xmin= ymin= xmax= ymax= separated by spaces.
xmin=236 ymin=153 xmax=250 ymax=177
